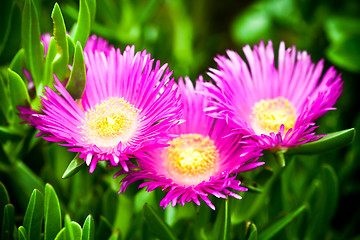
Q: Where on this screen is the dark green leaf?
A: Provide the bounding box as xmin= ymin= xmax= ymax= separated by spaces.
xmin=108 ymin=229 xmax=121 ymax=240
xmin=1 ymin=204 xmax=15 ymax=240
xmin=66 ymin=42 xmax=86 ymax=100
xmin=23 ymin=189 xmax=44 ymax=240
xmin=0 ymin=2 xmax=15 ymax=56
xmin=143 ymin=203 xmax=177 ymax=240
xmin=211 ymin=200 xmax=230 ymax=240
xmin=95 ymin=216 xmax=112 ymax=240
xmin=247 ymin=223 xmax=258 ymax=240
xmin=51 ymin=3 xmax=70 ymax=82
xmin=21 ymin=0 xmax=43 ymax=91
xmin=62 ymin=153 xmax=85 ymax=179
xmin=44 ymin=184 xmax=62 ymax=240
xmin=64 ymin=215 xmax=82 ymax=240
xmin=18 ymin=226 xmax=27 ymax=240
xmin=54 ymin=228 xmax=65 ymax=240
xmin=82 ymin=215 xmax=95 ymax=240
xmin=67 ymin=36 xmax=76 ymax=62
xmin=286 ymin=128 xmax=355 ymax=155
xmin=87 ymin=0 xmax=96 ymax=26
xmin=0 ymin=76 xmax=11 ymax=122
xmin=326 ymin=35 xmax=360 ymax=73
xmin=73 ymin=0 xmax=91 ymax=48
xmin=0 ymin=182 xmax=10 ymax=230
xmin=258 ymin=205 xmax=306 ymax=240
xmin=8 ymin=69 xmax=30 ymax=109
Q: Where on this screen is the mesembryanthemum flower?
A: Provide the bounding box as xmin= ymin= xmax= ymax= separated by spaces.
xmin=20 ymin=40 xmax=182 ymax=173
xmin=116 ymin=77 xmax=263 ymax=210
xmin=203 ymin=41 xmax=343 ymax=150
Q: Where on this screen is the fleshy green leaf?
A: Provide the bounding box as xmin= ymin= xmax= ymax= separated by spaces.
xmin=326 ymin=35 xmax=360 ymax=73
xmin=44 ymin=184 xmax=62 ymax=240
xmin=18 ymin=226 xmax=27 ymax=240
xmin=0 ymin=76 xmax=11 ymax=123
xmin=23 ymin=189 xmax=44 ymax=240
xmin=54 ymin=228 xmax=65 ymax=240
xmin=286 ymin=128 xmax=355 ymax=155
xmin=0 ymin=182 xmax=10 ymax=230
xmin=62 ymin=153 xmax=85 ymax=179
xmin=51 ymin=3 xmax=70 ymax=82
xmin=8 ymin=69 xmax=30 ymax=109
xmin=82 ymin=215 xmax=95 ymax=240
xmin=108 ymin=229 xmax=121 ymax=240
xmin=95 ymin=216 xmax=112 ymax=240
xmin=21 ymin=0 xmax=43 ymax=93
xmin=212 ymin=200 xmax=231 ymax=240
xmin=9 ymin=49 xmax=25 ymax=77
xmin=143 ymin=203 xmax=177 ymax=240
xmin=73 ymin=0 xmax=91 ymax=48
xmin=64 ymin=215 xmax=82 ymax=240
xmin=1 ymin=204 xmax=15 ymax=240
xmin=66 ymin=42 xmax=86 ymax=100
xmin=87 ymin=0 xmax=96 ymax=26
xmin=258 ymin=204 xmax=306 ymax=240
xmin=42 ymin=37 xmax=58 ymax=88
xmin=247 ymin=223 xmax=258 ymax=240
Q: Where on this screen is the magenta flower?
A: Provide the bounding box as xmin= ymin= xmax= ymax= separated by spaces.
xmin=203 ymin=41 xmax=343 ymax=150
xmin=116 ymin=77 xmax=263 ymax=210
xmin=20 ymin=42 xmax=182 ymax=173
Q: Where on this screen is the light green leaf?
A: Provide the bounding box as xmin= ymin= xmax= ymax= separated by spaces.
xmin=143 ymin=204 xmax=177 ymax=240
xmin=54 ymin=228 xmax=65 ymax=240
xmin=86 ymin=0 xmax=96 ymax=26
xmin=73 ymin=0 xmax=91 ymax=48
xmin=9 ymin=49 xmax=25 ymax=77
xmin=51 ymin=3 xmax=70 ymax=82
xmin=66 ymin=42 xmax=86 ymax=100
xmin=8 ymin=69 xmax=30 ymax=109
xmin=42 ymin=37 xmax=58 ymax=88
xmin=325 ymin=16 xmax=360 ymax=43
xmin=21 ymin=0 xmax=43 ymax=92
xmin=44 ymin=184 xmax=62 ymax=240
xmin=23 ymin=189 xmax=44 ymax=240
xmin=0 ymin=182 xmax=10 ymax=229
xmin=18 ymin=226 xmax=27 ymax=240
xmin=258 ymin=205 xmax=306 ymax=240
xmin=62 ymin=153 xmax=85 ymax=179
xmin=247 ymin=223 xmax=258 ymax=240
xmin=108 ymin=229 xmax=121 ymax=240
xmin=64 ymin=215 xmax=82 ymax=240
xmin=1 ymin=204 xmax=15 ymax=240
xmin=286 ymin=128 xmax=355 ymax=155
xmin=82 ymin=215 xmax=95 ymax=240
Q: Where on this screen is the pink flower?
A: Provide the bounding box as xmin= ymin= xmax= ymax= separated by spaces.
xmin=20 ymin=38 xmax=182 ymax=173
xmin=116 ymin=77 xmax=263 ymax=209
xmin=202 ymin=41 xmax=343 ymax=150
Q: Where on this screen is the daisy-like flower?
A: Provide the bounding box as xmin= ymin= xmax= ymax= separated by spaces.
xmin=203 ymin=41 xmax=343 ymax=150
xmin=20 ymin=41 xmax=182 ymax=173
xmin=116 ymin=77 xmax=263 ymax=210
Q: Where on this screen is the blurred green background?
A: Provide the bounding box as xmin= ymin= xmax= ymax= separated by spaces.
xmin=0 ymin=0 xmax=360 ymax=239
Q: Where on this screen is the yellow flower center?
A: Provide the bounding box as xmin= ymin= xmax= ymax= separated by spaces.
xmin=251 ymin=97 xmax=296 ymax=134
xmin=81 ymin=97 xmax=140 ymax=148
xmin=163 ymin=134 xmax=218 ymax=185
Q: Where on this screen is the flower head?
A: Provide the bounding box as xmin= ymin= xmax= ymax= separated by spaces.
xmin=20 ymin=39 xmax=182 ymax=173
xmin=203 ymin=41 xmax=343 ymax=150
xmin=116 ymin=77 xmax=263 ymax=210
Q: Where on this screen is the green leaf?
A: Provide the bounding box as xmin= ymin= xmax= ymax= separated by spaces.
xmin=21 ymin=0 xmax=43 ymax=93
xmin=66 ymin=42 xmax=86 ymax=100
xmin=305 ymin=165 xmax=339 ymax=239
xmin=1 ymin=204 xmax=15 ymax=240
xmin=0 ymin=182 xmax=10 ymax=230
xmin=8 ymin=69 xmax=31 ymax=109
xmin=325 ymin=16 xmax=360 ymax=43
xmin=108 ymin=229 xmax=121 ymax=240
xmin=258 ymin=204 xmax=306 ymax=240
xmin=326 ymin=35 xmax=360 ymax=73
xmin=286 ymin=128 xmax=355 ymax=155
xmin=0 ymin=76 xmax=11 ymax=123
xmin=9 ymin=49 xmax=25 ymax=76
xmin=23 ymin=189 xmax=44 ymax=240
xmin=62 ymin=153 xmax=85 ymax=179
xmin=143 ymin=203 xmax=177 ymax=240
xmin=212 ymin=200 xmax=231 ymax=240
xmin=18 ymin=226 xmax=27 ymax=240
xmin=64 ymin=215 xmax=82 ymax=240
xmin=247 ymin=223 xmax=258 ymax=240
xmin=95 ymin=216 xmax=112 ymax=240
xmin=51 ymin=3 xmax=70 ymax=82
xmin=67 ymin=36 xmax=76 ymax=62
xmin=42 ymin=37 xmax=58 ymax=88
xmin=44 ymin=184 xmax=62 ymax=240
xmin=86 ymin=0 xmax=96 ymax=26
xmin=73 ymin=0 xmax=91 ymax=48
xmin=82 ymin=215 xmax=95 ymax=240
xmin=54 ymin=228 xmax=65 ymax=240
